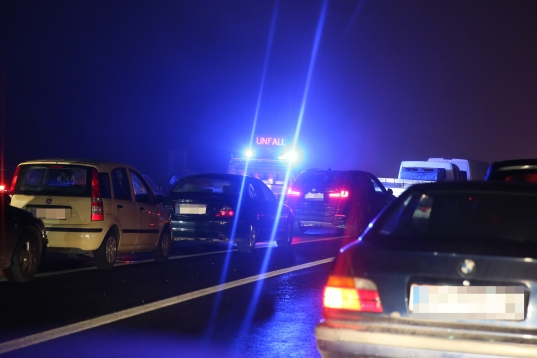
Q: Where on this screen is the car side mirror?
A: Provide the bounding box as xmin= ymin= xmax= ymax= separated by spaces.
xmin=387 ymin=188 xmax=393 ymax=195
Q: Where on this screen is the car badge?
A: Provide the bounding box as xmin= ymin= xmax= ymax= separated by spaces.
xmin=46 ymin=198 xmax=53 ymax=205
xmin=459 ymin=259 xmax=475 ymax=275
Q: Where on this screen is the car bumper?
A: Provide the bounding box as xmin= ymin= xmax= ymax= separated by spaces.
xmin=45 ymin=229 xmax=104 ymax=251
xmin=315 ymin=317 xmax=537 ymax=358
xmin=171 ymin=219 xmax=247 ymax=242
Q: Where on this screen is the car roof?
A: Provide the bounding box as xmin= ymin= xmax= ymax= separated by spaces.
xmin=405 ymin=181 xmax=537 ymax=195
xmin=16 ymin=158 xmax=137 ymax=172
xmin=179 ymin=173 xmax=261 ymax=182
xmin=488 ymin=159 xmax=537 ymax=171
xmin=301 ymin=168 xmax=375 ymax=176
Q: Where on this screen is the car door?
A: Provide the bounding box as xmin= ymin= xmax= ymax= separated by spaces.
xmin=111 ymin=168 xmax=138 ymax=247
xmin=129 ymin=170 xmax=160 ymax=246
xmin=248 ymin=179 xmax=281 ymax=240
xmin=367 ymin=173 xmax=393 ymax=216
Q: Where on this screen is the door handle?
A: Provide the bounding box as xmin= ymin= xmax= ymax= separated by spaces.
xmin=117 ymin=205 xmax=123 ymax=209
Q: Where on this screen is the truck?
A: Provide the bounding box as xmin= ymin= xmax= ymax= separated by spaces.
xmin=378 ymin=158 xmax=489 ymax=197
xmin=227 ymin=136 xmax=301 ymax=197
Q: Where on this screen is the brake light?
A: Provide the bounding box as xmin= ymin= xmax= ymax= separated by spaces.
xmin=328 ymin=190 xmax=349 ymax=198
xmin=91 ymin=168 xmax=104 ymax=221
xmin=215 ymin=206 xmax=235 ymax=218
xmin=323 ymin=275 xmax=383 ymax=312
xmin=287 ymin=187 xmax=301 ymax=196
xmin=9 ymin=166 xmax=20 ymax=195
xmin=0 ymin=184 xmax=5 ymax=191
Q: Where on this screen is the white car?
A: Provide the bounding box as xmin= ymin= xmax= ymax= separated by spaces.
xmin=9 ymin=159 xmax=172 ymax=269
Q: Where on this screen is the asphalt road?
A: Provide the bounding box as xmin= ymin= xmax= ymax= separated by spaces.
xmin=0 ymin=229 xmax=346 ymax=358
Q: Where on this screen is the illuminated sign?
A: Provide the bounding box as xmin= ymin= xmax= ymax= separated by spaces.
xmin=256 ymin=137 xmax=285 ymax=146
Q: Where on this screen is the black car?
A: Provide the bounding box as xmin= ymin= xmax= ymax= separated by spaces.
xmin=1 ymin=194 xmax=48 ymax=283
xmin=316 ymin=181 xmax=537 ymax=358
xmin=163 ymin=173 xmax=294 ymax=253
xmin=285 ymin=169 xmax=395 ymax=236
xmin=485 ymin=158 xmax=537 ymax=182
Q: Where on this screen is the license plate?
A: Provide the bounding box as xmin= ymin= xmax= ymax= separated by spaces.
xmin=305 ymin=193 xmax=323 ymax=199
xmin=176 ymin=204 xmax=206 ymax=215
xmin=32 ymin=208 xmax=71 ymax=220
xmin=409 ymin=284 xmax=525 ymax=320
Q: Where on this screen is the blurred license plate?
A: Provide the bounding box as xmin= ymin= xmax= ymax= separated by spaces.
xmin=32 ymin=208 xmax=71 ymax=220
xmin=176 ymin=204 xmax=206 ymax=215
xmin=305 ymin=193 xmax=323 ymax=199
xmin=409 ymin=284 xmax=525 ymax=320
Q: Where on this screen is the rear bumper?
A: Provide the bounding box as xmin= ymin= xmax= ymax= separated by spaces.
xmin=171 ymin=219 xmax=248 ymax=242
xmin=315 ymin=318 xmax=537 ymax=358
xmin=45 ymin=228 xmax=105 ymax=251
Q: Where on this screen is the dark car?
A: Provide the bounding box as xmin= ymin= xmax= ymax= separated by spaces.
xmin=163 ymin=173 xmax=294 ymax=253
xmin=485 ymin=158 xmax=537 ymax=182
xmin=316 ymin=181 xmax=537 ymax=357
xmin=285 ymin=169 xmax=395 ymax=236
xmin=1 ymin=194 xmax=48 ymax=283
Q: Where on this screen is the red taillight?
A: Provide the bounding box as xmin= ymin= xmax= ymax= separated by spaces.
xmin=215 ymin=206 xmax=234 ymax=218
xmin=323 ymin=275 xmax=383 ymax=313
xmin=287 ymin=187 xmax=301 ymax=196
xmin=0 ymin=184 xmax=5 ymax=191
xmin=91 ymin=168 xmax=103 ymax=221
xmin=9 ymin=166 xmax=20 ymax=195
xmin=328 ymin=190 xmax=349 ymax=198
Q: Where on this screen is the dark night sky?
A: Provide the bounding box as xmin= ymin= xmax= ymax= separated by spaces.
xmin=1 ymin=0 xmax=537 ymax=185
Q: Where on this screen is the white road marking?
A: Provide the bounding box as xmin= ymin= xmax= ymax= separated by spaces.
xmin=0 ymin=257 xmax=335 ymax=354
xmin=0 ymin=235 xmax=342 ymax=282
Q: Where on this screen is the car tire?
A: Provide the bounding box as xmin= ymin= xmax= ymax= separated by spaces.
xmin=277 ymin=220 xmax=293 ymax=248
xmin=3 ymin=230 xmax=41 ymax=283
xmin=95 ymin=232 xmax=118 ymax=270
xmin=237 ymin=224 xmax=257 ymax=254
xmin=293 ymin=222 xmax=306 ymax=235
xmin=153 ymin=230 xmax=172 ymax=262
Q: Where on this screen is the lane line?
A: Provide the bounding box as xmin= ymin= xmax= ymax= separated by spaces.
xmin=0 ymin=257 xmax=335 ymax=354
xmin=0 ymin=235 xmax=343 ymax=282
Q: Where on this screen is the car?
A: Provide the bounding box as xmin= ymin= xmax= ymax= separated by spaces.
xmin=285 ymin=169 xmax=395 ymax=236
xmin=163 ymin=173 xmax=294 ymax=253
xmin=9 ymin=159 xmax=172 ymax=270
xmin=316 ymin=181 xmax=537 ymax=358
xmin=142 ymin=173 xmax=166 ymax=196
xmin=485 ymin=158 xmax=537 ymax=182
xmin=1 ymin=193 xmax=48 ymax=283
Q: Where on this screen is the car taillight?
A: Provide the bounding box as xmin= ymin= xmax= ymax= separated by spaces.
xmin=9 ymin=166 xmax=20 ymax=195
xmin=215 ymin=206 xmax=234 ymax=218
xmin=323 ymin=275 xmax=383 ymax=313
xmin=328 ymin=190 xmax=349 ymax=198
xmin=287 ymin=187 xmax=301 ymax=196
xmin=91 ymin=168 xmax=104 ymax=221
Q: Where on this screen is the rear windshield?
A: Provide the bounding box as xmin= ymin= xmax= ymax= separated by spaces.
xmin=488 ymin=169 xmax=537 ymax=183
xmin=400 ymin=167 xmax=447 ymax=181
xmin=14 ymin=165 xmax=92 ymax=197
xmin=172 ymin=177 xmax=242 ymax=195
xmin=294 ymin=171 xmax=347 ymax=190
xmin=377 ymin=191 xmax=537 ymax=243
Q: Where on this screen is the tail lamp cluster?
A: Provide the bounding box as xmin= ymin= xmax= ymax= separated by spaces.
xmin=215 ymin=206 xmax=235 ymax=218
xmin=91 ymin=168 xmax=104 ymax=221
xmin=323 ymin=275 xmax=383 ymax=313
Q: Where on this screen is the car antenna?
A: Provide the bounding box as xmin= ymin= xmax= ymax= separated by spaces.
xmin=59 ymin=138 xmax=65 ymax=160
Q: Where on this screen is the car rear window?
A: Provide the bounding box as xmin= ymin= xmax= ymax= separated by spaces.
xmin=489 ymin=169 xmax=537 ymax=183
xmin=293 ymin=171 xmax=347 ymax=190
xmin=377 ymin=191 xmax=537 ymax=243
xmin=14 ymin=165 xmax=92 ymax=197
xmin=172 ymin=177 xmax=242 ymax=195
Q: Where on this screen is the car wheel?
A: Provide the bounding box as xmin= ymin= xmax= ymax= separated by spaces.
xmin=237 ymin=224 xmax=256 ymax=254
xmin=153 ymin=230 xmax=172 ymax=262
xmin=277 ymin=220 xmax=293 ymax=248
xmin=293 ymin=222 xmax=306 ymax=235
xmin=4 ymin=231 xmax=40 ymax=283
xmin=95 ymin=232 xmax=118 ymax=270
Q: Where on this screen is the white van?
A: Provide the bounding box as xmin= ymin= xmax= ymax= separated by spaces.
xmin=427 ymin=158 xmax=489 ymax=180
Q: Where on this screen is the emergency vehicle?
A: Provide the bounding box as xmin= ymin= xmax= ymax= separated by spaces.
xmin=227 ymin=136 xmax=300 ymax=197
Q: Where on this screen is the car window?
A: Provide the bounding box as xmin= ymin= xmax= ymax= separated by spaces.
xmin=14 ymin=164 xmax=91 ymax=197
xmin=130 ymin=170 xmax=153 ymax=204
xmin=377 ymin=191 xmax=537 ymax=243
xmin=111 ymin=168 xmax=132 ymax=201
xmin=173 ymin=177 xmax=241 ymax=194
xmin=294 ymin=171 xmax=347 ymax=190
xmin=99 ymin=173 xmax=112 ymax=199
xmin=258 ymin=181 xmax=277 ymax=202
xmin=369 ymin=175 xmax=385 ymax=193
xmin=489 ymin=170 xmax=537 ymax=183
